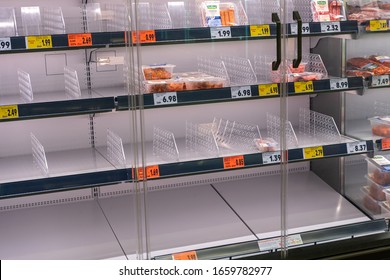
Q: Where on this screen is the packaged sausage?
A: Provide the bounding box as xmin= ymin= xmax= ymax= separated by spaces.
xmin=201 ymin=1 xmax=237 ymax=27
xmin=311 ymin=0 xmax=331 ymax=22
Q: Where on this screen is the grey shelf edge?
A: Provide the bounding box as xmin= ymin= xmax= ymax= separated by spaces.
xmin=154 ymin=219 xmax=387 ymax=260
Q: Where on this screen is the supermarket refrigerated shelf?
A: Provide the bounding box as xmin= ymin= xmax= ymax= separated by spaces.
xmin=116 ymin=77 xmax=364 ymax=110
xmin=0 ymin=148 xmax=128 ymax=198
xmin=347 ymin=119 xmax=390 ymax=151
xmin=115 ymin=136 xmax=373 ymax=182
xmin=288 ymin=20 xmax=359 ymax=37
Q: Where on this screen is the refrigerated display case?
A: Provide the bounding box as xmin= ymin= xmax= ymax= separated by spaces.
xmin=1 ymin=0 xmax=390 ymax=260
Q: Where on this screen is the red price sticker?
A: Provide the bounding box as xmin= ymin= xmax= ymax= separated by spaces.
xmin=223 ymin=155 xmax=245 ymax=169
xmin=137 ymin=165 xmax=160 ymax=180
xmin=68 ymin=33 xmax=92 ymax=47
xmin=172 ymin=251 xmax=198 ymax=260
xmin=131 ymin=30 xmax=156 ymax=44
xmin=382 ymin=139 xmax=390 ymax=150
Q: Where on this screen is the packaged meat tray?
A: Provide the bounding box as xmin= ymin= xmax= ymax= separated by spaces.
xmin=254 ymin=138 xmax=278 ymax=152
xmin=366 ymin=155 xmax=390 ymax=186
xmin=311 ymin=0 xmax=346 ymax=22
xmin=143 ymin=79 xmax=185 ymax=93
xmin=200 ymin=1 xmax=238 ymax=27
xmin=369 ymin=116 xmax=390 ymax=137
xmin=142 ymin=64 xmax=175 ymax=80
xmin=347 ymin=57 xmax=390 ymax=77
xmin=362 ymin=186 xmax=382 ymax=214
xmin=185 ymin=76 xmax=227 ymax=90
xmin=369 ymin=55 xmax=390 ymax=67
xmin=347 ymin=0 xmax=390 ymax=22
xmin=366 ymin=174 xmax=389 ymax=201
xmin=272 ymin=72 xmax=325 ymax=83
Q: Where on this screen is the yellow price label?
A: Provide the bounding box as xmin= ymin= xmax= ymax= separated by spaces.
xmin=26 ymin=35 xmax=52 ymax=49
xmin=370 ymin=20 xmax=388 ymax=31
xmin=250 ymin=25 xmax=271 ymax=37
xmin=294 ymin=81 xmax=314 ymax=93
xmin=303 ymin=146 xmax=324 ymax=159
xmin=0 ymin=105 xmax=19 ymax=119
xmin=259 ymin=84 xmax=279 ymax=96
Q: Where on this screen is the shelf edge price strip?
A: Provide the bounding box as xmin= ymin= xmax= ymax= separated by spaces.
xmin=259 ymin=83 xmax=279 ymax=97
xmin=153 ymin=92 xmax=178 ymax=106
xmin=0 ymin=105 xmax=19 ymax=119
xmin=320 ymin=21 xmax=341 ymax=33
xmin=294 ymin=81 xmax=314 ymax=93
xmin=231 ymin=85 xmax=252 ymax=99
xmin=382 ymin=138 xmax=390 ymax=150
xmin=26 ymin=35 xmax=52 ymax=49
xmin=172 ymin=251 xmax=198 ymax=260
xmin=250 ymin=24 xmax=271 ymax=37
xmin=258 ymin=234 xmax=303 ymax=251
xmin=330 ymin=78 xmax=349 ymax=90
xmin=223 ymin=155 xmax=245 ymax=169
xmin=68 ymin=33 xmax=93 ymax=47
xmin=369 ymin=20 xmax=388 ymax=31
xmin=371 ymin=75 xmax=390 ymax=87
xmin=262 ymin=151 xmax=282 ymax=165
xmin=132 ymin=30 xmax=156 ymax=44
xmin=210 ymin=26 xmax=232 ymax=39
xmin=0 ymin=37 xmax=11 ymax=51
xmin=347 ymin=141 xmax=368 ymax=154
xmin=303 ymin=146 xmax=324 ymax=160
xmin=137 ymin=165 xmax=160 ymax=180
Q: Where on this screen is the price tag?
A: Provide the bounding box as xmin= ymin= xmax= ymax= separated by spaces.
xmin=153 ymin=92 xmax=178 ymax=106
xmin=250 ymin=25 xmax=271 ymax=37
xmin=370 ymin=20 xmax=388 ymax=31
xmin=294 ymin=81 xmax=314 ymax=93
xmin=371 ymin=75 xmax=390 ymax=87
xmin=347 ymin=141 xmax=368 ymax=154
xmin=231 ymin=86 xmax=252 ymax=99
xmin=0 ymin=37 xmax=11 ymax=51
xmin=330 ymin=78 xmax=349 ymax=90
xmin=131 ymin=30 xmax=156 ymax=44
xmin=320 ymin=21 xmax=341 ymax=33
xmin=303 ymin=146 xmax=324 ymax=159
xmin=68 ymin=33 xmax=92 ymax=47
xmin=137 ymin=165 xmax=160 ymax=180
xmin=210 ymin=26 xmax=232 ymax=39
xmin=223 ymin=155 xmax=245 ymax=169
xmin=26 ymin=35 xmax=52 ymax=49
xmin=172 ymin=251 xmax=198 ymax=260
xmin=382 ymin=139 xmax=390 ymax=150
xmin=258 ymin=234 xmax=303 ymax=251
xmin=0 ymin=105 xmax=19 ymax=119
xmin=259 ymin=84 xmax=279 ymax=96
xmin=262 ymin=151 xmax=281 ymax=165
xmin=291 ymin=23 xmax=310 ymax=35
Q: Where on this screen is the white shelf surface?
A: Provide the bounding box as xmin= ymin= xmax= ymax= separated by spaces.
xmin=98 ymin=184 xmax=257 ymax=258
xmin=0 ymin=200 xmax=126 ymax=260
xmin=0 ymin=89 xmax=108 ymax=106
xmin=0 ymin=148 xmax=116 ymax=184
xmin=346 ymin=119 xmax=381 ymax=142
xmin=213 ymin=171 xmax=370 ymax=240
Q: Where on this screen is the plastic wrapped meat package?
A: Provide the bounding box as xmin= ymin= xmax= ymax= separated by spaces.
xmin=346 ymin=0 xmax=390 ymax=22
xmin=254 ymin=138 xmax=278 ymax=152
xmin=369 ymin=116 xmax=390 ymax=137
xmin=272 ymin=62 xmax=325 ymax=83
xmin=142 ymin=64 xmax=175 ymax=80
xmin=200 ymin=1 xmax=238 ymax=27
xmin=346 ymin=56 xmax=390 ymax=77
xmin=311 ymin=0 xmax=346 ymax=22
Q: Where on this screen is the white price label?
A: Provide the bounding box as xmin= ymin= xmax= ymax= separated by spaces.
xmin=258 ymin=234 xmax=303 ymax=251
xmin=153 ymin=92 xmax=178 ymax=106
xmin=210 ymin=27 xmax=232 ymax=39
xmin=262 ymin=151 xmax=281 ymax=165
xmin=330 ymin=78 xmax=349 ymax=90
xmin=291 ymin=23 xmax=310 ymax=35
xmin=371 ymin=75 xmax=390 ymax=87
xmin=321 ymin=21 xmax=341 ymax=33
xmin=231 ymin=86 xmax=252 ymax=99
xmin=0 ymin=37 xmax=11 ymax=51
xmin=347 ymin=141 xmax=368 ymax=154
